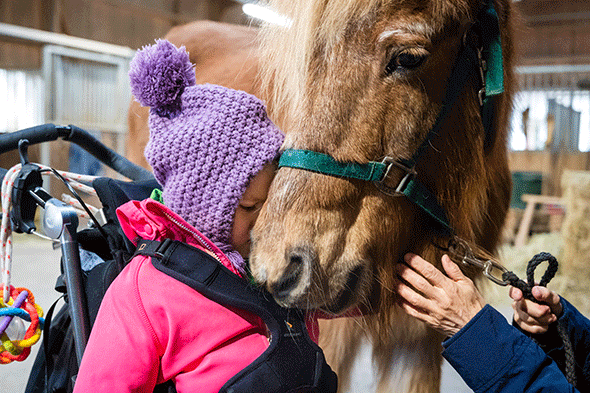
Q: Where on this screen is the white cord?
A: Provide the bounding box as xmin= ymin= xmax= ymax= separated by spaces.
xmin=1 ymin=165 xmax=22 ymax=302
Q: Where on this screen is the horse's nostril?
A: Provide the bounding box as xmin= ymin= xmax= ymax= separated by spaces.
xmin=289 ymin=254 xmax=304 ymax=266
xmin=270 ymin=266 xmax=302 ymax=300
xmin=270 ymin=247 xmax=314 ymax=301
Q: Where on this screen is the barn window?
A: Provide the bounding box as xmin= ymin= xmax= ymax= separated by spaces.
xmin=511 ymin=65 xmax=590 ymax=152
xmin=0 ymin=69 xmax=44 ymax=133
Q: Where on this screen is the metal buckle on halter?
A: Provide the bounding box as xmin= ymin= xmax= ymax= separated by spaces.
xmin=374 ymin=157 xmax=417 ymax=197
xmin=476 ymin=47 xmax=487 ymax=107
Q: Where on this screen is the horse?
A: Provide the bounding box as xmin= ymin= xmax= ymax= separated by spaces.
xmin=125 ymin=2 xmax=515 ymax=390
xmin=247 ymin=0 xmax=515 ymax=392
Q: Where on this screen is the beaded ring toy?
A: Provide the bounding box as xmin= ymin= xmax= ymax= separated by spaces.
xmin=0 ymin=285 xmax=44 ymax=364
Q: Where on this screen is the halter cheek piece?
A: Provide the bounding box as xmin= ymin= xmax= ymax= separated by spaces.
xmin=278 ymin=0 xmax=506 ymax=283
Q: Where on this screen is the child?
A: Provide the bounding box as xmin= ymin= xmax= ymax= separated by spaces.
xmin=73 ymin=40 xmax=287 ymax=392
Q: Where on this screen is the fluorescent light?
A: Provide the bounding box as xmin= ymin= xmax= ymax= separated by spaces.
xmin=242 ymin=3 xmax=292 ymax=28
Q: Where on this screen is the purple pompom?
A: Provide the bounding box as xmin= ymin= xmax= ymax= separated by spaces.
xmin=129 ymin=39 xmax=196 ymax=118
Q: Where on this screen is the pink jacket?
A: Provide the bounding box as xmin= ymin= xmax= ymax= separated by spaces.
xmin=74 ymin=199 xmax=275 ymax=392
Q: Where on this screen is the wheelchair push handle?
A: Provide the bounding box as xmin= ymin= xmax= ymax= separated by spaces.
xmin=0 ymin=123 xmax=154 ymax=181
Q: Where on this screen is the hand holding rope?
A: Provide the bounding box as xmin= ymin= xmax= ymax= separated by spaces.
xmin=447 ymin=238 xmax=576 ymax=388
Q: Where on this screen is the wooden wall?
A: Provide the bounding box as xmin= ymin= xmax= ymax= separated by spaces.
xmin=514 ymin=0 xmax=590 ymax=65
xmin=509 ymin=151 xmax=590 ymax=195
xmin=511 ymin=0 xmax=590 ymax=195
xmin=0 ymin=0 xmax=246 ymax=70
xmin=0 ymin=0 xmax=248 ymax=194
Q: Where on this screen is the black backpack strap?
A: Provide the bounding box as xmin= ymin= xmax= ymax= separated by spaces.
xmin=134 ymin=239 xmax=337 ymax=393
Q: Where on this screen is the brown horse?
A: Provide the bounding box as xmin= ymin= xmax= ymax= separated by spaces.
xmin=126 ymin=2 xmax=514 ymax=390
xmin=247 ymin=0 xmax=514 ymax=392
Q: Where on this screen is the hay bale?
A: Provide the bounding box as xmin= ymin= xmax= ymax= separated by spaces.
xmin=492 ymin=233 xmax=590 ymax=315
xmin=486 ymin=171 xmax=590 ymax=315
xmin=561 ymin=170 xmax=590 ymax=279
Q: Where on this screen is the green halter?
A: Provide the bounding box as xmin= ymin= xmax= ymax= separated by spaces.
xmin=278 ymin=0 xmax=504 ymax=236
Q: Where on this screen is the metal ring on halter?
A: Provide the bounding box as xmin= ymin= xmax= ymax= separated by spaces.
xmin=483 ymin=260 xmax=510 ymax=286
xmin=447 ymin=237 xmax=510 ymax=286
xmin=374 ymin=157 xmax=417 ymax=197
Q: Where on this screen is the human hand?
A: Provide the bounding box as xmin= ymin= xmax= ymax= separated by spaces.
xmin=509 ymin=285 xmax=563 ymax=334
xmin=395 ymin=253 xmax=486 ymax=337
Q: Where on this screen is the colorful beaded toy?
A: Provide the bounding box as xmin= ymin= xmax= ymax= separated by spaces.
xmin=0 ymin=285 xmax=44 ymax=364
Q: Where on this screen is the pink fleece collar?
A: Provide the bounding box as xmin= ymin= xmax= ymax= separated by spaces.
xmin=116 ymin=198 xmax=242 ymax=276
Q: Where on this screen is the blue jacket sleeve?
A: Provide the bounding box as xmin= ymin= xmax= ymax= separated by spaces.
xmin=442 ymin=305 xmax=579 ymax=393
xmin=514 ymin=297 xmax=590 ymax=391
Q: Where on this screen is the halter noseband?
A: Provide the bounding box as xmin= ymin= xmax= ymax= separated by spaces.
xmin=278 ymin=0 xmax=504 ymax=236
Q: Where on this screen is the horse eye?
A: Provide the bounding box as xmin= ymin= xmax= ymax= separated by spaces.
xmin=385 ymin=49 xmax=428 ymax=75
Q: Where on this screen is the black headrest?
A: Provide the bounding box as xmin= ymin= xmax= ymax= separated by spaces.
xmin=92 ymin=176 xmax=161 ymax=224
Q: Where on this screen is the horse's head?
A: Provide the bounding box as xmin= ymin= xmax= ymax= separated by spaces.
xmin=250 ymin=0 xmax=513 ymax=315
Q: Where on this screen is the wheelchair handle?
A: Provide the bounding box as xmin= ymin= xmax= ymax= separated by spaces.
xmin=0 ymin=124 xmax=153 ymax=181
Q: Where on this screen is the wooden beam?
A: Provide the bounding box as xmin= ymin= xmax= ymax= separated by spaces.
xmin=97 ymin=0 xmax=203 ymax=25
xmin=0 ymin=22 xmax=136 ymax=58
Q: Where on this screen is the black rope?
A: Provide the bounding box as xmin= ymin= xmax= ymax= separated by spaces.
xmin=502 ymin=252 xmax=558 ymax=301
xmin=501 ymin=253 xmax=576 ymax=387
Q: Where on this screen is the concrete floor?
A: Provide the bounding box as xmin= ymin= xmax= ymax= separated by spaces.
xmin=1 ymin=232 xmax=504 ymax=392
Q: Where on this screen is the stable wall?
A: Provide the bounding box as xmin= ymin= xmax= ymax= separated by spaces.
xmin=515 ymin=0 xmax=590 ymax=65
xmin=511 ymin=1 xmax=590 ymax=196
xmin=509 ymin=150 xmax=590 ymax=195
xmin=0 ymin=0 xmax=245 ymax=70
xmin=0 ymin=0 xmax=247 ymax=192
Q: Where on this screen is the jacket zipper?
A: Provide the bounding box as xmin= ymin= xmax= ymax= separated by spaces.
xmin=162 ymin=211 xmax=222 ymax=264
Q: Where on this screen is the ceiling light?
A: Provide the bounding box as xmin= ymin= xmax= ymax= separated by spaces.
xmin=242 ymin=3 xmax=292 ymax=28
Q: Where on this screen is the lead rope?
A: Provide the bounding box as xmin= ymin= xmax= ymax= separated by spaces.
xmin=501 ymin=253 xmax=576 ymax=387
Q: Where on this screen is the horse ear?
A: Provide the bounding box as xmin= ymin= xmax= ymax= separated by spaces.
xmin=129 ymin=39 xmax=196 ymax=118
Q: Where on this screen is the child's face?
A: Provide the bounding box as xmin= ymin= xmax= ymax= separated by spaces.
xmin=231 ymin=163 xmax=276 ymax=258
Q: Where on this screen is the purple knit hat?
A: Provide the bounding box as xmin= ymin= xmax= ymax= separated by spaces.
xmin=129 ymin=40 xmax=284 ymax=265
